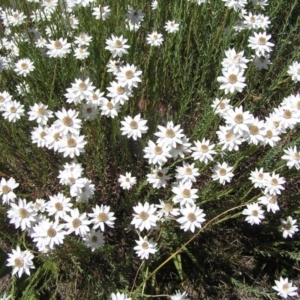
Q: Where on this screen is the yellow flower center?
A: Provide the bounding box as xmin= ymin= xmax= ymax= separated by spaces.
xmin=234 ymin=114 xmax=244 ymax=124
xmin=182 ymin=189 xmax=191 ymax=198
xmin=139 ymin=211 xmax=149 ymax=221
xmin=14 ymin=258 xmax=24 ymax=268
xmin=2 ymin=185 xmax=11 ymax=194
xmin=62 ymin=116 xmax=73 ymax=126
xmin=114 ymin=40 xmax=123 ymax=48
xmin=129 ymin=120 xmax=138 ymax=129
xmin=18 ymin=208 xmax=28 ymax=218
xmin=141 ymin=242 xmax=149 ymax=249
xmin=47 ymin=227 xmax=57 ymax=237
xmin=164 ymin=203 xmax=173 ymax=212
xmin=97 ymin=213 xmax=108 ymax=222
xmin=20 ymin=63 xmax=28 ymax=70
xmin=228 ymin=74 xmax=237 ymax=84
xmin=106 ymin=102 xmax=113 ymax=110
xmin=258 ymin=37 xmax=266 ymax=45
xmin=72 ymin=218 xmax=81 ymax=228
xmin=54 ymin=202 xmax=62 ymax=211
xmin=125 ymin=70 xmax=134 ymax=79
xmin=219 ymin=168 xmax=227 ymax=176
xmin=78 ymin=82 xmax=87 ymax=91
xmin=155 ymin=171 xmax=163 ymax=179
xmin=249 ymin=125 xmax=259 ymax=135
xmin=54 ymin=40 xmax=63 ymax=49
xmin=187 ymin=213 xmax=196 ymax=222
xmin=67 ymin=138 xmax=77 ymax=147
xmin=166 ymin=129 xmax=175 ymax=138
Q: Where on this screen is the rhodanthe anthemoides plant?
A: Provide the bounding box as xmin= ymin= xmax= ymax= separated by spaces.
xmin=0 ymin=0 xmax=299 ymax=299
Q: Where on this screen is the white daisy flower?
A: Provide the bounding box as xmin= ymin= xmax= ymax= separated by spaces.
xmin=176 ymin=162 xmax=200 ymax=183
xmin=6 ymin=246 xmax=34 ymax=278
xmin=287 ymin=61 xmax=300 ymax=83
xmin=31 ymin=219 xmax=67 ymax=250
xmin=242 ymin=203 xmax=265 ymax=225
xmin=88 ymin=204 xmax=116 ymax=231
xmin=105 ymin=34 xmax=130 ymax=58
xmin=46 ymin=193 xmax=73 ymax=221
xmin=281 ymin=146 xmax=300 ymax=170
xmin=134 ymin=236 xmax=157 ymax=260
xmin=147 ymin=31 xmax=164 ymax=46
xmin=280 ymin=216 xmax=299 ymax=239
xmin=7 ymin=198 xmax=37 ymax=231
xmin=224 ymin=106 xmax=254 ymax=136
xmin=272 ymin=277 xmax=298 ymax=299
xmin=217 ymin=66 xmax=246 ymax=94
xmin=28 ymin=103 xmax=53 ymax=125
xmin=120 ymin=114 xmax=148 ymax=140
xmin=172 ymin=181 xmax=199 ymax=206
xmin=64 ymin=208 xmax=91 ymax=237
xmin=264 ymin=172 xmax=285 ymax=195
xmin=118 ymin=172 xmax=136 ymax=190
xmin=177 ymin=204 xmax=206 ymax=233
xmin=31 ymin=125 xmax=48 ymax=148
xmin=107 ymin=80 xmax=132 ymax=104
xmin=248 ymin=31 xmax=274 ymax=56
xmin=86 ymin=88 xmax=107 ymax=106
xmin=216 ymin=126 xmax=243 ymax=152
xmin=169 ymin=136 xmax=192 ymax=159
xmin=100 ymin=99 xmax=121 ymax=118
xmin=191 ymin=138 xmax=216 ymax=164
xmin=0 ymin=177 xmax=19 ymax=204
xmin=164 ymin=20 xmax=180 ymax=33
xmin=258 ymin=193 xmax=279 ymax=213
xmin=116 ymin=64 xmax=142 ymax=88
xmin=2 ymin=100 xmax=25 ymax=123
xmin=74 ymin=47 xmax=90 ymax=60
xmin=45 ymin=38 xmax=71 ymax=58
xmin=252 ymin=54 xmax=272 ymax=70
xmin=54 ymin=107 xmax=82 ymax=135
xmin=222 ymin=0 xmax=247 ymax=11
xmin=131 ymin=202 xmax=158 ymax=231
xmin=92 ymin=5 xmax=111 ymax=20
xmin=156 ymin=200 xmax=180 ymax=220
xmin=155 ymin=121 xmax=185 ymax=148
xmin=221 ymin=48 xmax=249 ymax=70
xmin=170 ymin=290 xmax=189 ymax=300
xmin=211 ymin=97 xmax=232 ymax=116
xmin=58 ymin=133 xmax=87 ymax=158
xmin=83 ymin=229 xmax=105 ymax=251
xmin=143 ymin=140 xmax=172 ymax=165
xmin=81 ymin=103 xmax=99 ymax=121
xmin=211 ymin=162 xmax=234 ymax=185
xmin=14 ymin=58 xmax=34 ymax=77
xmin=146 ymin=167 xmax=171 ymax=189
xmin=249 ymin=167 xmax=269 ymax=189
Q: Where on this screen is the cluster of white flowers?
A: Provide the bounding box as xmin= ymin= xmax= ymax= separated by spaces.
xmin=0 ymin=0 xmax=299 ymax=298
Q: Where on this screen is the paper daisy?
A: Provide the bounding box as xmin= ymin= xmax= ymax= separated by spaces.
xmin=217 ymin=66 xmax=246 ymax=94
xmin=211 ymin=162 xmax=234 ymax=185
xmin=134 ymin=236 xmax=157 ymax=260
xmin=88 ymin=204 xmax=116 ymax=231
xmin=6 ymin=246 xmax=34 ymax=278
xmin=177 ymin=204 xmax=206 ymax=232
xmin=131 ymin=202 xmax=158 ymax=231
xmin=120 ymin=114 xmax=148 ymax=140
xmin=242 ymin=203 xmax=265 ymax=225
xmin=273 ymin=277 xmax=298 ymax=299
xmin=280 ymin=216 xmax=298 ymax=239
xmin=118 ymin=172 xmax=137 ymax=190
